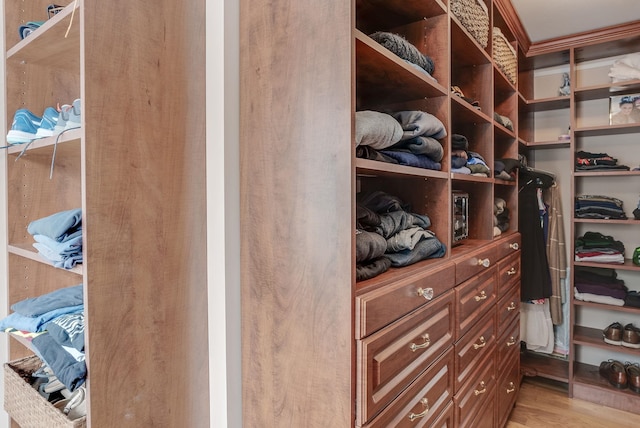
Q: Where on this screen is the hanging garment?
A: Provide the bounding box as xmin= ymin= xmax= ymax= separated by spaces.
xmin=544 ymin=184 xmax=567 ymax=325
xmin=519 ymin=183 xmax=552 ymax=300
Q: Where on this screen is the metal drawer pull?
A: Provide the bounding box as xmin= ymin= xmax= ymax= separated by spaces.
xmin=473 ymin=336 xmax=486 ymax=350
xmin=509 ymin=242 xmax=519 ymax=250
xmin=416 ymin=287 xmax=434 ymax=301
xmin=410 ymin=334 xmax=431 ymax=352
xmin=506 ymin=382 xmax=516 ymax=394
xmin=477 ymin=258 xmax=490 ymax=268
xmin=506 ymin=337 xmax=516 ymax=347
xmin=507 ymin=267 xmax=517 ymax=275
xmin=474 ymin=381 xmax=487 ymax=396
xmin=507 ymin=302 xmax=516 ymax=311
xmin=408 ymin=397 xmax=429 ymax=421
xmin=474 ymin=290 xmax=487 ymax=302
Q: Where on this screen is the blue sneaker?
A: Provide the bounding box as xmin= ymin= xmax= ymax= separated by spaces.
xmin=35 ymin=107 xmax=60 ymax=138
xmin=6 ymin=109 xmax=42 ymax=144
xmin=64 ymin=98 xmax=81 ymax=130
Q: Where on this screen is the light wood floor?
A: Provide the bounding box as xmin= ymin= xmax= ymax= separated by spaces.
xmin=506 ymin=378 xmax=640 ymax=427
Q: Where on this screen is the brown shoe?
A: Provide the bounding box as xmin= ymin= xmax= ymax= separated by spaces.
xmin=608 ymin=360 xmax=628 ymax=389
xmin=603 ymin=322 xmax=623 ymax=345
xmin=622 ymin=324 xmax=640 ymax=349
xmin=626 ymin=363 xmax=640 ymax=393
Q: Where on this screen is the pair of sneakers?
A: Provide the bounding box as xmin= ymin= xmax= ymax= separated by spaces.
xmin=5 ymin=99 xmax=81 ymax=145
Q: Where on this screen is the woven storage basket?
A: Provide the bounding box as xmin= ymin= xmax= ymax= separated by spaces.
xmin=4 ymin=355 xmax=87 ymax=428
xmin=493 ymin=27 xmax=517 ymax=85
xmin=450 ymin=0 xmax=489 ymax=48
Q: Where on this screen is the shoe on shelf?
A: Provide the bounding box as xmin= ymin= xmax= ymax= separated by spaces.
xmin=603 ymin=322 xmax=623 ymax=346
xmin=599 ymin=359 xmax=628 ymax=389
xmin=6 ymin=109 xmax=42 ymax=144
xmin=626 ymin=362 xmax=640 ymax=393
xmin=64 ymin=98 xmax=81 ymax=130
xmin=622 ymin=323 xmax=640 ymax=349
xmin=34 ymin=107 xmax=60 ymax=138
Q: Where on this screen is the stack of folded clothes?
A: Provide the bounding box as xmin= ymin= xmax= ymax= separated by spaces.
xmin=575 ymin=150 xmax=630 ymax=172
xmin=575 ymin=195 xmax=627 ymax=219
xmin=0 ymin=284 xmax=86 ymax=393
xmin=27 ymin=208 xmax=83 ymax=269
xmin=494 ymin=157 xmax=519 ymax=181
xmin=355 ymin=191 xmax=446 ymax=281
xmin=369 ymin=32 xmax=436 ymax=80
xmin=574 ymin=266 xmax=628 ymax=306
xmin=575 ymin=231 xmax=625 ymax=264
xmin=355 ymin=110 xmax=446 ymax=171
xmin=450 ymin=134 xmax=491 ymax=177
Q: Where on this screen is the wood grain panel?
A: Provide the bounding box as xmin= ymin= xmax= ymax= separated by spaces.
xmin=82 ymin=1 xmax=208 ymax=426
xmin=240 ymin=0 xmax=353 ymax=427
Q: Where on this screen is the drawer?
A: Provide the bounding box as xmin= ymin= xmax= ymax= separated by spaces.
xmin=454 ymin=348 xmax=495 ymax=428
xmin=454 ymin=309 xmax=495 ymax=392
xmin=454 ymin=245 xmax=497 ymax=285
xmin=497 ymin=317 xmax=520 ymax=369
xmin=495 ymin=233 xmax=521 ymax=260
xmin=496 ymin=251 xmax=520 ymax=298
xmin=466 ymin=395 xmax=495 ymax=428
xmin=496 ymin=355 xmax=520 ymax=428
xmin=357 ymin=290 xmax=455 ymax=425
xmin=496 ymin=283 xmax=520 ymax=333
xmin=361 ymin=347 xmax=454 ymax=428
xmin=454 ymin=267 xmax=496 ymax=340
xmin=356 ymin=262 xmax=455 ymax=338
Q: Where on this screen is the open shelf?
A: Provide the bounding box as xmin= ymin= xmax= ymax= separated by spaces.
xmin=520 ymin=350 xmax=569 ymax=383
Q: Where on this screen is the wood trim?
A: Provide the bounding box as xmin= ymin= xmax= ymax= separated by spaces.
xmin=527 ymin=20 xmax=640 ymax=57
xmin=493 ymin=0 xmax=531 ymax=53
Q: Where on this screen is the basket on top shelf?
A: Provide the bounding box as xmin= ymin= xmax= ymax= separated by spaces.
xmin=450 ymin=0 xmax=489 ymax=48
xmin=4 ymin=355 xmax=87 ymax=428
xmin=493 ymin=27 xmax=517 ymax=85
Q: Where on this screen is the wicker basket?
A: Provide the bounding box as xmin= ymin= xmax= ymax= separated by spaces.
xmin=4 ymin=355 xmax=87 ymax=428
xmin=450 ymin=0 xmax=489 ymax=48
xmin=493 ymin=27 xmax=517 ymax=85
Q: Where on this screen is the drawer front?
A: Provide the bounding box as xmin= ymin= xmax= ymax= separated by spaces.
xmin=495 ymin=233 xmax=521 ymax=260
xmin=357 ymin=290 xmax=455 ymax=425
xmin=356 ymin=262 xmax=455 ymax=338
xmin=454 ymin=267 xmax=496 ymax=340
xmin=496 ymin=251 xmax=520 ymax=298
xmin=454 ymin=245 xmax=497 ymax=285
xmin=362 ymin=348 xmax=454 ymax=428
xmin=497 ymin=356 xmax=520 ymax=428
xmin=497 ymin=283 xmax=520 ymax=333
xmin=454 ymin=349 xmax=495 ymax=428
xmin=454 ymin=309 xmax=495 ymax=392
xmin=497 ymin=318 xmax=520 ymax=369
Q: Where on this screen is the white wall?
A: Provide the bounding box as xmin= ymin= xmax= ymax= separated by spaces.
xmin=207 ymin=0 xmax=241 ymax=426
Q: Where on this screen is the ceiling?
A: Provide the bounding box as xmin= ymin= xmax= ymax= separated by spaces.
xmin=510 ymin=0 xmax=640 ymax=43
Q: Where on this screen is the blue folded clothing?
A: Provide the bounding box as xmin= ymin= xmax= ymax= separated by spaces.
xmin=27 ymin=208 xmax=82 ymax=242
xmin=11 ymin=284 xmax=83 ymax=317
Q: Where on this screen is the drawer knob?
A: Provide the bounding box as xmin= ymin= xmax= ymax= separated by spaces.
xmin=477 ymin=258 xmax=490 ymax=268
xmin=410 ymin=334 xmax=431 ymax=352
xmin=507 ymin=267 xmax=517 ymax=276
xmin=509 ymin=242 xmax=519 ymax=250
xmin=408 ymin=397 xmax=429 ymax=421
xmin=507 ymin=302 xmax=516 ymax=311
xmin=416 ymin=287 xmax=434 ymax=301
xmin=506 ymin=382 xmax=516 ymax=394
xmin=473 ymin=336 xmax=486 ymax=350
xmin=474 ymin=381 xmax=487 ymax=396
xmin=474 ymin=290 xmax=487 ymax=302
xmin=506 ymin=337 xmax=517 ymax=347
